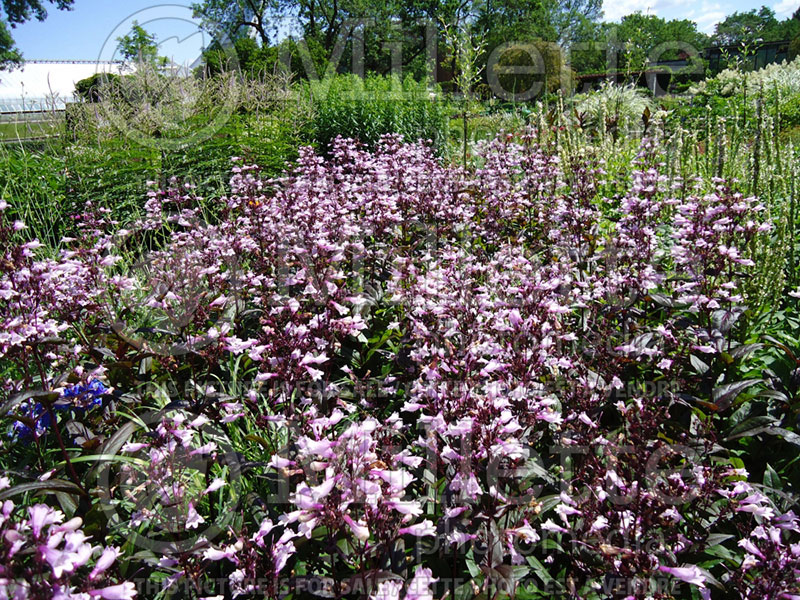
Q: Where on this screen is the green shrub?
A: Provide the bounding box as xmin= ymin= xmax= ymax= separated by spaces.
xmin=780 ymin=93 xmax=800 ymax=129
xmin=310 ymin=74 xmax=449 ymax=153
xmin=74 ymin=72 xmax=120 ymax=103
xmin=790 ymin=37 xmax=800 ymax=61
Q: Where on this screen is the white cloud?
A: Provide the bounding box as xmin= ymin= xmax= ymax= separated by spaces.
xmin=602 ymin=0 xmax=728 ymax=34
xmin=695 ymin=11 xmax=726 ymax=33
xmin=773 ymin=0 xmax=798 ymax=18
xmin=602 ymin=0 xmax=648 ymax=22
xmin=603 ymin=0 xmax=719 ymax=25
xmin=690 ymin=3 xmax=726 ymax=34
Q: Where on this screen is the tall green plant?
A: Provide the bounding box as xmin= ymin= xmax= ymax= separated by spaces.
xmin=310 ymin=74 xmax=448 ymax=153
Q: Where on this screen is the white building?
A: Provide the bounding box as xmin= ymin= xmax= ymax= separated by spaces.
xmin=0 ymin=60 xmax=134 ymax=112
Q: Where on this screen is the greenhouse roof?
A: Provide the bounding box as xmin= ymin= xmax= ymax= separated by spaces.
xmin=0 ymin=60 xmax=134 ymax=112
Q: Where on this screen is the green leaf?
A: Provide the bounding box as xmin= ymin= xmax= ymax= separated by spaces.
xmin=724 ymin=415 xmax=778 ymax=439
xmin=87 ymin=420 xmax=139 ymax=481
xmin=757 ymin=389 xmax=790 ymax=403
xmin=0 ymin=479 xmax=86 ymax=500
xmin=526 ymin=555 xmax=561 ymax=589
xmin=704 ymin=533 xmax=734 ymax=546
xmin=466 ymin=547 xmax=481 ymax=578
xmin=712 ymin=379 xmax=760 ymax=410
xmin=57 ymin=454 xmax=148 ymax=467
xmin=765 ymin=427 xmax=800 ymax=448
xmin=0 ymin=389 xmax=59 ymax=416
xmin=729 ymin=343 xmax=763 ymax=359
xmin=690 ymin=355 xmax=710 ymax=375
xmin=763 ymin=463 xmax=782 ymax=491
xmin=728 ymin=457 xmax=745 ymax=470
xmin=55 ymin=491 xmax=78 ymax=517
xmin=711 ymin=308 xmax=744 ymax=334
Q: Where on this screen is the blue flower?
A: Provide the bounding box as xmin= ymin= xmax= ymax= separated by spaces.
xmin=8 ymin=380 xmax=107 ymax=443
xmin=59 ymin=380 xmax=107 ymax=412
xmin=9 ymin=401 xmax=50 ymax=443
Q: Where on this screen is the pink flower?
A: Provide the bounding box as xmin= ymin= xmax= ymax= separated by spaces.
xmin=203 ymin=478 xmax=226 ymax=495
xmin=658 ymin=565 xmax=706 ymax=588
xmin=89 ymin=582 xmax=137 ymax=599
xmin=406 ymin=567 xmax=437 ymax=600
xmin=90 ymin=546 xmax=121 ymax=580
xmin=272 ymin=540 xmax=296 ymax=574
xmin=540 ymin=519 xmax=568 ymax=534
xmin=203 ymin=544 xmax=239 ymax=563
xmin=28 ymin=504 xmax=64 ymax=537
xmin=342 ymin=515 xmax=369 ymax=541
xmin=398 ymin=520 xmax=436 ymax=537
xmin=370 ymin=581 xmax=403 ymax=600
xmin=41 ymin=544 xmax=92 ymax=578
xmin=185 ymin=503 xmax=204 ymax=530
xmin=120 ymin=442 xmax=148 ymax=453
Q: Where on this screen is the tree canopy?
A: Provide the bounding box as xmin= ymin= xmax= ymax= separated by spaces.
xmin=193 ymin=0 xmax=607 ymax=80
xmin=712 ymin=5 xmax=800 ymax=46
xmin=115 ymin=21 xmax=167 ymax=65
xmin=0 ymin=19 xmax=21 ymax=68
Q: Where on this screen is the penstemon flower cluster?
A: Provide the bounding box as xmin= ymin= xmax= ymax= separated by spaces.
xmin=0 ymin=478 xmax=135 ymax=599
xmin=0 ymin=131 xmax=795 ymax=600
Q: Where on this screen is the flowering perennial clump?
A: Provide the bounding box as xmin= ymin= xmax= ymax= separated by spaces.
xmin=0 ymin=132 xmax=797 ymax=599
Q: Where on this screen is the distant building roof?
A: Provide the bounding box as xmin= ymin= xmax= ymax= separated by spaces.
xmin=0 ymin=60 xmax=135 ymax=112
xmin=704 ymin=39 xmax=790 ymax=53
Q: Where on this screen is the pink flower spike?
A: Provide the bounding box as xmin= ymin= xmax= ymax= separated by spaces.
xmin=272 ymin=540 xmax=296 ymax=574
xmin=120 ymin=442 xmax=148 ymax=453
xmin=28 ymin=504 xmax=64 ymax=537
xmin=370 ymin=581 xmax=403 ymax=600
xmin=406 ymin=567 xmax=438 ymax=600
xmin=203 ymin=544 xmax=239 ymax=563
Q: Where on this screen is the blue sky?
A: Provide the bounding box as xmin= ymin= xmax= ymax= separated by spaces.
xmin=602 ymin=0 xmax=798 ymax=31
xmin=9 ymin=0 xmax=800 ymax=63
xmin=12 ymin=1 xmax=212 ymax=64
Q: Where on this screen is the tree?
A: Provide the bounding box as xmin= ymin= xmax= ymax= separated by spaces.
xmin=191 ymin=0 xmax=274 ymax=47
xmin=711 ymin=6 xmax=799 ymax=46
xmin=190 ymin=0 xmax=607 ymax=82
xmin=0 ymin=19 xmax=21 ymax=69
xmin=3 ymin=0 xmax=72 ymax=25
xmin=568 ymin=18 xmax=608 ymax=73
xmin=0 ymin=0 xmax=74 ymax=68
xmin=193 ymin=0 xmax=430 ymax=78
xmin=567 ymin=14 xmax=707 ymax=75
xmin=74 ymin=72 xmax=119 ymax=102
xmin=613 ymin=14 xmax=707 ymax=68
xmin=546 ymin=0 xmax=603 ymax=45
xmin=199 ymin=35 xmax=284 ymax=76
xmin=116 ymin=21 xmax=167 ymax=66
